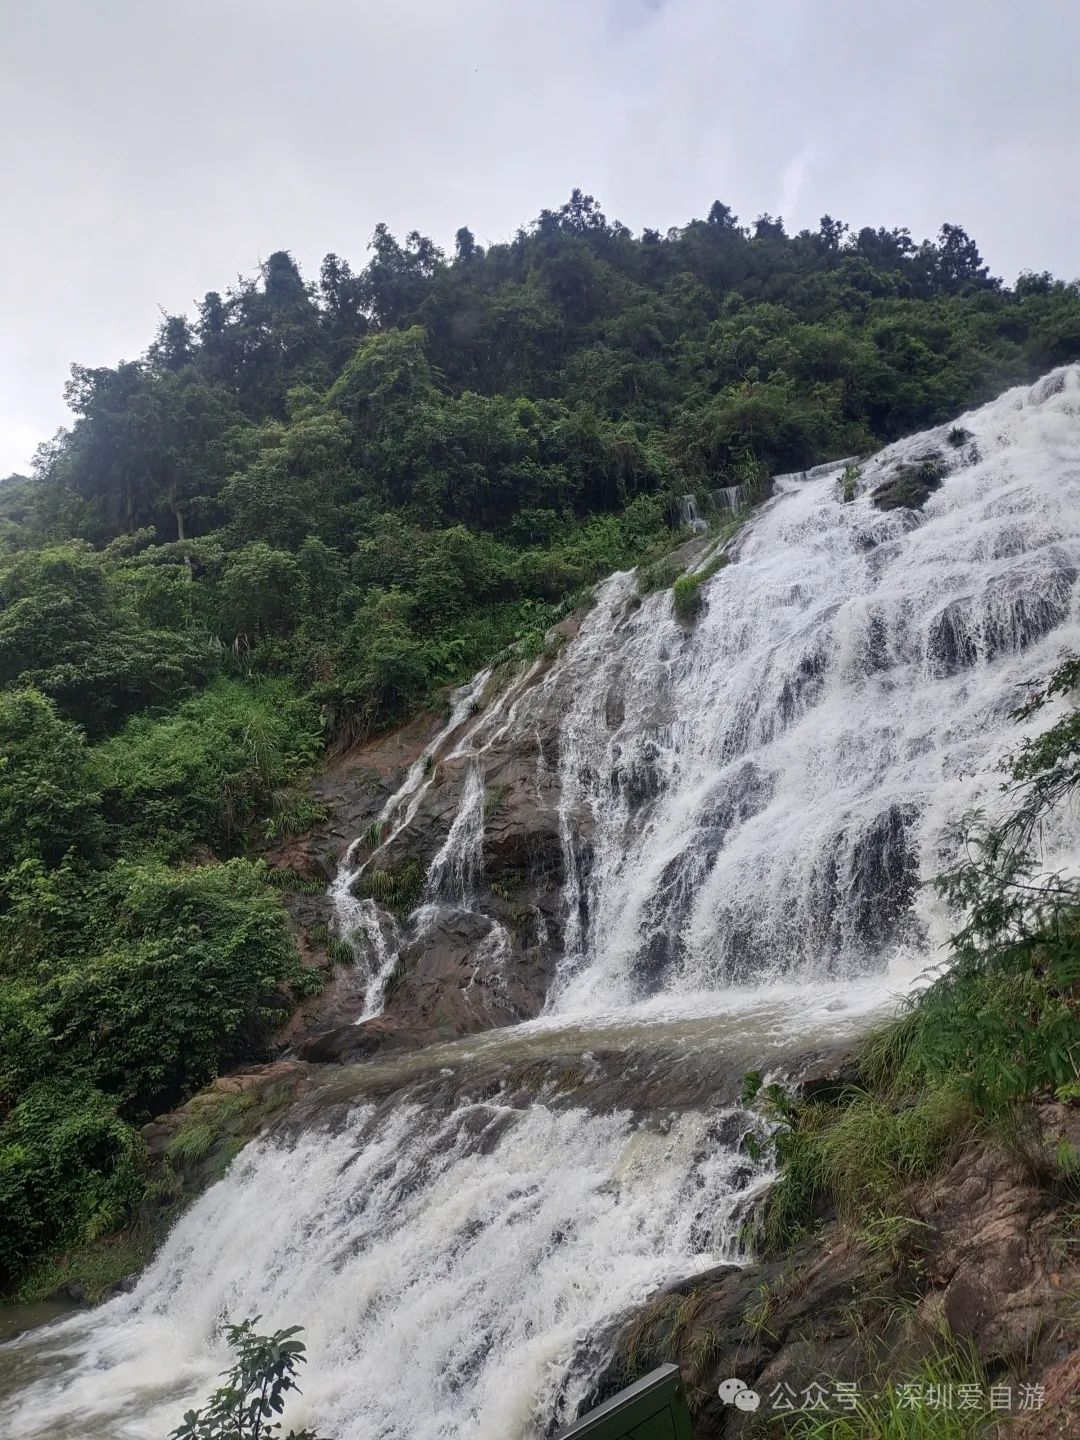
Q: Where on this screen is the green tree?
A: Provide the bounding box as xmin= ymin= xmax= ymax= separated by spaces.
xmin=0 ymin=1079 xmax=145 ymax=1289
xmin=90 ymin=679 xmax=322 ymax=858
xmin=0 ymin=546 xmax=215 ymax=733
xmin=216 ymin=544 xmax=304 ymax=647
xmin=0 ymin=689 xmax=102 ymax=875
xmin=28 ymin=858 xmax=313 ymax=1116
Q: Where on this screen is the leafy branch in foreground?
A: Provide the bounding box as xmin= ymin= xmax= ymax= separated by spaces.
xmin=169 ymin=1317 xmax=329 ymax=1440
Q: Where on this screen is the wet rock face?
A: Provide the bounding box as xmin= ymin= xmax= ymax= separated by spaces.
xmin=927 ymin=552 xmax=1078 ymax=679
xmin=871 ymin=454 xmax=946 ymax=511
xmin=280 ymin=662 xmax=581 ymax=1062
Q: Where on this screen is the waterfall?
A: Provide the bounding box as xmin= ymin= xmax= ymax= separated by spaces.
xmin=537 ymin=368 xmax=1080 ymax=1010
xmin=328 ymin=667 xmax=492 ymax=1014
xmin=8 ymin=368 xmax=1080 ymax=1439
xmin=676 ymin=493 xmax=708 ymax=533
xmin=2 ymin=1090 xmax=772 ymax=1440
xmin=710 ymin=484 xmax=745 ymax=514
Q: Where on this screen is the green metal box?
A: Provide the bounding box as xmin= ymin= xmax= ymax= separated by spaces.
xmin=556 ymin=1364 xmax=693 ymax=1440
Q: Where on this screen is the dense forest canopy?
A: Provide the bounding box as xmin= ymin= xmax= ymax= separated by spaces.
xmin=2 ymin=193 xmax=1079 ymax=1291
xmin=5 ymin=195 xmax=1080 ymax=741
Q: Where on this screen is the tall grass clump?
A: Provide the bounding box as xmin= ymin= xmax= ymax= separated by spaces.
xmin=782 ymin=1342 xmax=998 ymax=1439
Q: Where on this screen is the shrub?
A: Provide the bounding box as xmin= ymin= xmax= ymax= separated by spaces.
xmin=90 ymin=679 xmax=323 ymax=859
xmin=871 ymin=458 xmax=945 ymax=511
xmin=358 ymin=858 xmax=425 ymax=917
xmin=170 ymin=1316 xmax=329 ymax=1440
xmin=0 ymin=1079 xmax=145 ymax=1291
xmin=672 ymin=573 xmax=703 ymax=622
xmin=46 ymin=859 xmax=318 ymax=1115
xmin=0 ymin=688 xmax=103 ymax=873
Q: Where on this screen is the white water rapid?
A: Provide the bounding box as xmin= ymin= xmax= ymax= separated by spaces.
xmin=7 ymin=368 xmax=1080 ymax=1439
xmin=539 ymin=369 xmax=1080 ymax=1012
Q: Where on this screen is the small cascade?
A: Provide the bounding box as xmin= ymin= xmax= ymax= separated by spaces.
xmin=710 ymin=483 xmax=745 ymax=514
xmin=424 ymin=765 xmax=486 ymax=903
xmin=676 ymin=493 xmax=708 ymax=533
xmin=339 ymin=655 xmax=549 ymax=1017
xmin=328 ymin=668 xmax=492 ymax=1012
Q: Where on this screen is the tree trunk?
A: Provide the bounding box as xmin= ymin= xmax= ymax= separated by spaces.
xmin=172 ymin=501 xmax=194 ymax=576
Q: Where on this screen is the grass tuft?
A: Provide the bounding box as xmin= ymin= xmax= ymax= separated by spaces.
xmin=781 ymin=1341 xmax=999 ymax=1439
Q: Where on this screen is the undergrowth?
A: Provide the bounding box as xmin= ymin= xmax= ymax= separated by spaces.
xmin=780 ymin=1341 xmax=999 ymax=1439
xmin=357 ymin=858 xmax=426 ymax=916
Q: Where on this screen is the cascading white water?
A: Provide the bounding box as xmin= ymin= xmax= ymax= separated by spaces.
xmin=711 ymin=484 xmax=745 ymax=514
xmin=329 ymin=668 xmax=492 ymax=1016
xmin=2 ymin=1089 xmax=773 ymax=1440
xmin=8 ymin=368 xmax=1080 ymax=1440
xmin=425 ymin=765 xmax=486 ymax=902
xmin=676 ymin=493 xmax=708 ymax=533
xmin=332 ymin=652 xmax=550 ymax=1018
xmin=536 ymin=368 xmax=1080 ymax=1011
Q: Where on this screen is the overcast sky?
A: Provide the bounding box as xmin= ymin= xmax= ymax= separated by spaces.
xmin=1 ymin=0 xmax=1077 ymax=475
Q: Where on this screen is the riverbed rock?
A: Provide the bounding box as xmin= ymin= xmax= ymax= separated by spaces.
xmin=871 ymin=454 xmax=945 ymax=511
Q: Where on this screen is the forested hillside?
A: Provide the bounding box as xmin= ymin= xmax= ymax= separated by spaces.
xmin=2 ymin=194 xmax=1079 ymax=1292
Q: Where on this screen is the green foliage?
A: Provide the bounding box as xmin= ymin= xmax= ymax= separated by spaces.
xmin=0 ymin=1079 xmax=146 ymax=1289
xmin=781 ymin=1343 xmax=998 ymax=1438
xmin=264 ymin=794 xmax=329 ymax=844
xmin=484 ymin=781 xmax=511 ymax=817
xmin=90 ymin=679 xmax=323 ymax=858
xmin=15 ymin=198 xmax=1071 ymax=741
xmin=0 ymin=688 xmax=102 ymax=875
xmin=44 ymin=859 xmax=316 ymax=1114
xmin=757 ymin=1082 xmax=970 ymax=1250
xmin=0 ymin=853 xmax=315 ymax=1288
xmin=358 ymin=859 xmax=425 ymax=917
xmin=0 ymin=546 xmax=216 ymax=733
xmin=16 ymin=1228 xmax=157 ymax=1307
xmin=638 ymin=555 xmax=684 ymax=596
xmin=216 ymin=544 xmax=305 ymax=647
xmin=166 ymin=1093 xmax=257 ymax=1168
xmin=871 ymin=458 xmax=946 ymax=512
xmin=672 ymin=573 xmax=703 ymax=622
xmin=326 ymin=936 xmax=355 ymax=968
xmin=170 ymin=1316 xmax=328 ymax=1440
xmin=264 ymin=869 xmax=328 ymax=892
xmin=743 ymin=1280 xmax=782 ymax=1342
